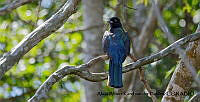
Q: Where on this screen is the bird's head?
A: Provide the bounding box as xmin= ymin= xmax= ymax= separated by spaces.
xmin=108 ymin=17 xmax=122 ymax=28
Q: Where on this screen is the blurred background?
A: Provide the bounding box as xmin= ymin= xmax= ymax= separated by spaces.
xmin=0 ymin=0 xmax=199 ymax=102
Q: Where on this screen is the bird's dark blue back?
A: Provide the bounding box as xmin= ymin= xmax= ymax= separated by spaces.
xmin=103 ymin=27 xmax=130 ymax=62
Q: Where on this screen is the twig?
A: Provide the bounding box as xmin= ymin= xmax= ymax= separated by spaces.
xmin=129 ymin=54 xmax=158 ymax=102
xmin=134 ymin=7 xmax=157 ymax=54
xmin=128 ymin=54 xmax=137 ymax=62
xmin=0 ymin=0 xmax=35 ymax=16
xmin=35 ymin=0 xmax=42 ymax=26
xmin=139 ymin=68 xmax=158 ymax=102
xmin=151 ymin=0 xmax=175 ymax=43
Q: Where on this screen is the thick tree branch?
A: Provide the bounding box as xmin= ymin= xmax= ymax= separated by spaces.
xmin=0 ymin=0 xmax=80 ymax=80
xmin=0 ymin=0 xmax=35 ymax=16
xmin=28 ymin=55 xmax=108 ymax=102
xmin=124 ymin=31 xmax=200 ymax=73
xmin=29 ymin=31 xmax=200 ymax=101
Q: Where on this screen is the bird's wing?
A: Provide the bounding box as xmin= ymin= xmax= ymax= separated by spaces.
xmin=124 ymin=32 xmax=130 ymax=55
xmin=102 ymin=31 xmax=111 ymax=53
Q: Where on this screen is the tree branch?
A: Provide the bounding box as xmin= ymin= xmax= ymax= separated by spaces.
xmin=29 ymin=31 xmax=200 ymax=101
xmin=188 ymin=92 xmax=200 ymax=102
xmin=139 ymin=68 xmax=158 ymax=102
xmin=129 ymin=55 xmax=158 ymax=102
xmin=0 ymin=0 xmax=35 ymax=16
xmin=0 ymin=0 xmax=80 ymax=80
xmin=28 ymin=55 xmax=108 ymax=102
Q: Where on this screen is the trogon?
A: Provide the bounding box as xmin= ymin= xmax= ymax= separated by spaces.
xmin=102 ymin=17 xmax=130 ymax=88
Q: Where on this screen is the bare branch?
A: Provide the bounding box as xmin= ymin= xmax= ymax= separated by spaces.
xmin=28 ymin=55 xmax=108 ymax=102
xmin=188 ymin=92 xmax=200 ymax=102
xmin=30 ymin=31 xmax=200 ymax=101
xmin=135 ymin=7 xmax=157 ymax=55
xmin=0 ymin=0 xmax=35 ymax=16
xmin=139 ymin=68 xmax=158 ymax=102
xmin=151 ymin=0 xmax=175 ymax=43
xmin=0 ymin=0 xmax=80 ymax=80
xmin=35 ymin=0 xmax=41 ymax=26
xmin=129 ymin=55 xmax=158 ymax=102
xmin=124 ymin=31 xmax=200 ymax=73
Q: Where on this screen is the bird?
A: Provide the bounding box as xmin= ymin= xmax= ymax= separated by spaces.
xmin=102 ymin=17 xmax=130 ymax=88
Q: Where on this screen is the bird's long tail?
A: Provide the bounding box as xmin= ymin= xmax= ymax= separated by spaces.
xmin=108 ymin=58 xmax=123 ymax=88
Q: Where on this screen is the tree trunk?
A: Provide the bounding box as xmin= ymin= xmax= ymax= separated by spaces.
xmin=81 ymin=0 xmax=104 ymax=102
xmin=161 ymin=28 xmax=200 ymax=102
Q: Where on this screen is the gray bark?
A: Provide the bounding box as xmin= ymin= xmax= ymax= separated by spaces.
xmin=81 ymin=0 xmax=104 ymax=102
xmin=0 ymin=0 xmax=80 ymax=80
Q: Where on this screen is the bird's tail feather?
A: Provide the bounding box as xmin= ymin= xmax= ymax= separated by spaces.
xmin=108 ymin=58 xmax=123 ymax=88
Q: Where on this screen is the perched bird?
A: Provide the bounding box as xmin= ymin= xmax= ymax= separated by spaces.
xmin=102 ymin=17 xmax=130 ymax=88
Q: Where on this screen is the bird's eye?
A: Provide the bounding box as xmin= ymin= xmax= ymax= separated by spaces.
xmin=110 ymin=21 xmax=113 ymax=23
